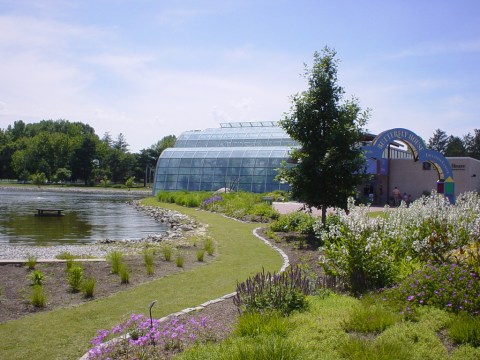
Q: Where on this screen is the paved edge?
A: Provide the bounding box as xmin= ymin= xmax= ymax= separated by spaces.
xmin=78 ymin=226 xmax=289 ymax=360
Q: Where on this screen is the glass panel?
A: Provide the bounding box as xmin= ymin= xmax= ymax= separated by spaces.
xmin=196 ymin=140 xmax=208 ymax=147
xmin=189 ymin=182 xmax=201 ymax=191
xmin=268 ymin=158 xmax=282 ymax=167
xmin=200 ymin=182 xmax=212 ymax=191
xmin=252 ymin=175 xmax=265 ymax=184
xmin=253 ymin=168 xmax=266 ymax=176
xmin=203 ymin=158 xmax=215 ymax=167
xmin=227 ymin=167 xmax=240 ymax=176
xmin=165 ymin=182 xmax=177 ymax=190
xmin=177 ymin=167 xmax=191 ymax=175
xmin=179 ymin=158 xmax=193 ymax=167
xmin=166 ymin=174 xmax=177 ymax=182
xmin=168 ymin=158 xmax=181 ymax=167
xmin=192 ymin=158 xmax=204 ymax=167
xmin=190 ymin=167 xmax=202 ymax=175
xmin=241 ymin=158 xmax=255 ymax=167
xmin=215 ymin=158 xmax=228 ymax=167
xmin=252 ymin=183 xmax=264 ymax=193
xmin=228 ymin=158 xmax=242 ymax=167
xmin=240 ymin=167 xmax=254 ymax=175
xmin=255 ymin=158 xmax=268 ymax=167
xmin=202 ymin=174 xmax=214 ymax=183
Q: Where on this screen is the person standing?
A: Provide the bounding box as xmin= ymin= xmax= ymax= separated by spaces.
xmin=393 ymin=187 xmax=401 ymax=206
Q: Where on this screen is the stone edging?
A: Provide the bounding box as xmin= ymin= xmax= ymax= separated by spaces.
xmin=79 ymin=226 xmax=289 ymax=360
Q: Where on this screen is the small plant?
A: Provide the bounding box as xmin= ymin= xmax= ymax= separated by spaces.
xmin=196 ymin=249 xmax=205 ymax=262
xmin=26 ymin=254 xmax=37 ymax=270
xmin=87 ymin=313 xmax=224 ymax=359
xmin=161 ymin=245 xmax=173 ymax=262
xmin=82 ymin=277 xmax=96 ymax=298
xmin=0 ymin=285 xmax=5 ymax=302
xmin=233 ymin=266 xmax=314 ymax=315
xmin=30 ymin=285 xmax=47 ymax=308
xmin=343 ymin=303 xmax=402 ymax=334
xmin=339 ymin=337 xmax=411 ymax=360
xmin=65 ymin=258 xmax=75 ymax=272
xmin=55 ymin=252 xmax=76 ymax=260
xmin=30 ymin=270 xmax=44 ymax=286
xmin=68 ymin=266 xmax=83 ymax=293
xmin=203 ymin=237 xmax=215 ymax=256
xmin=448 ymin=313 xmax=480 ymax=347
xmin=176 ymin=253 xmax=185 ymax=268
xmin=107 ymin=251 xmax=124 ymax=274
xmin=118 ymin=263 xmax=130 ymax=284
xmin=143 ymin=250 xmax=155 ymax=275
xmin=235 ymin=311 xmax=289 ymax=338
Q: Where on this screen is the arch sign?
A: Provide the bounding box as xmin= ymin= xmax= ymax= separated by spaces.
xmin=363 ymin=128 xmax=455 ymax=203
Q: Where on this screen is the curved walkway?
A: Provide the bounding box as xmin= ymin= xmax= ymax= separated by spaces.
xmin=0 ymin=202 xmax=284 ymax=360
xmin=79 ymin=227 xmax=290 ymax=359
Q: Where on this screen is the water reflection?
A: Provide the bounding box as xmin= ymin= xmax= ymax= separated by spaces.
xmin=0 ymin=189 xmax=167 ymax=245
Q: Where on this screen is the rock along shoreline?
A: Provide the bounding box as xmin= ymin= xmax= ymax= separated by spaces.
xmin=0 ymin=187 xmax=206 ymax=260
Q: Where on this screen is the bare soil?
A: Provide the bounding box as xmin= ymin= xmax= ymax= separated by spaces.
xmin=0 ymin=248 xmax=214 ymax=323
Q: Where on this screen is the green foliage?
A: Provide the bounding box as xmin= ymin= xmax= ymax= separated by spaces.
xmin=30 ymin=172 xmax=47 ymax=186
xmin=202 ymin=191 xmax=280 ymax=221
xmin=196 ymin=249 xmax=205 ymax=262
xmin=118 ymin=263 xmax=130 ymax=284
xmin=233 ymin=266 xmax=314 ymax=315
xmin=124 ymin=176 xmax=135 ymax=189
xmin=203 ymin=237 xmax=215 ymax=256
xmin=107 ymin=251 xmax=124 ymax=274
xmin=338 ymin=337 xmax=411 ymax=360
xmin=55 ymin=251 xmax=76 ymax=260
xmin=176 ymin=253 xmax=185 ymax=268
xmin=25 ymin=254 xmax=37 ymax=270
xmin=68 ymin=266 xmax=84 ymax=293
xmin=157 ymin=191 xmax=211 ymax=207
xmin=234 ymin=311 xmax=289 ymax=338
xmin=448 ymin=313 xmax=480 ymax=347
xmin=270 ymin=212 xmax=316 ymax=234
xmin=343 ymin=303 xmax=402 ymax=334
xmin=160 ymin=245 xmax=173 ymax=261
xmin=82 ymin=277 xmax=96 ymax=298
xmin=143 ymin=250 xmax=155 ymax=275
xmin=30 ymin=270 xmax=44 ymax=286
xmin=384 ymin=262 xmax=480 ymax=316
xmin=278 ymin=47 xmax=369 ymax=225
xmin=30 ymin=285 xmax=47 ymax=308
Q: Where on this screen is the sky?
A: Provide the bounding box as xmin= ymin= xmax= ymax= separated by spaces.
xmin=0 ymin=0 xmax=479 ymax=153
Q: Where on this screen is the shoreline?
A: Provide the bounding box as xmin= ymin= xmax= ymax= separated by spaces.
xmin=0 ymin=184 xmax=153 ymax=196
xmin=0 ymin=198 xmax=205 ymax=261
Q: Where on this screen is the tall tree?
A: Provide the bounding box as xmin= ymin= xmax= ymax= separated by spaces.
xmin=113 ymin=133 xmax=129 ymax=152
xmin=445 ymin=135 xmax=466 ymax=157
xmin=428 ymin=129 xmax=449 ymax=155
xmin=464 ymin=129 xmax=480 ymax=160
xmin=278 ymin=47 xmax=369 ymax=225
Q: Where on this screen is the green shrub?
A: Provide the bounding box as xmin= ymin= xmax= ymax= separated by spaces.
xmin=82 ymin=277 xmax=96 ymax=298
xmin=384 ymin=262 xmax=480 ymax=316
xmin=161 ymin=245 xmax=173 ymax=262
xmin=265 ymin=229 xmax=281 ymax=243
xmin=30 ymin=270 xmax=44 ymax=286
xmin=343 ymin=303 xmax=402 ymax=334
xmin=270 ymin=212 xmax=316 ymax=234
xmin=176 ymin=254 xmax=185 ymax=268
xmin=30 ymin=285 xmax=46 ymax=308
xmin=339 ymin=337 xmax=411 ymax=360
xmin=448 ymin=313 xmax=480 ymax=347
xmin=25 ymin=254 xmax=37 ymax=270
xmin=68 ymin=266 xmax=83 ymax=293
xmin=196 ymin=249 xmax=205 ymax=262
xmin=157 ymin=191 xmax=212 ymax=208
xmin=143 ymin=250 xmax=155 ymax=275
xmin=55 ymin=252 xmax=76 ymax=260
xmin=107 ymin=251 xmax=124 ymax=274
xmin=233 ymin=266 xmax=314 ymax=316
xmin=118 ymin=264 xmax=130 ymax=284
xmin=235 ymin=311 xmax=289 ymax=338
xmin=203 ymin=237 xmax=215 ymax=256
xmin=65 ymin=258 xmax=75 ymax=272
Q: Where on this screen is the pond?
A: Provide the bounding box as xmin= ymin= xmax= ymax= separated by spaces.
xmin=0 ymin=188 xmax=168 ymax=245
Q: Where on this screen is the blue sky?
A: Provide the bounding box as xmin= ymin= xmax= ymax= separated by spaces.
xmin=0 ymin=0 xmax=479 ymax=152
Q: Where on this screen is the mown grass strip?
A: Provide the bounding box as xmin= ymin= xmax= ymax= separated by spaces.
xmin=0 ymin=199 xmax=283 ymax=360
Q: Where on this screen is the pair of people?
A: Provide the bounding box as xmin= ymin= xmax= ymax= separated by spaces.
xmin=393 ymin=187 xmax=411 ymax=206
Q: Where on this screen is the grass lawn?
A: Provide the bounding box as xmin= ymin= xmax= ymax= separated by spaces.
xmin=0 ymin=198 xmax=283 ymax=360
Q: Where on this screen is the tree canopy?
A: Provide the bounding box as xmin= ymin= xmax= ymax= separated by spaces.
xmin=0 ymin=119 xmax=176 ymax=186
xmin=278 ymin=47 xmax=369 ymax=225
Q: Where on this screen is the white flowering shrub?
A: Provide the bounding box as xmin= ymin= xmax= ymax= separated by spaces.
xmin=316 ymin=192 xmax=480 ymax=293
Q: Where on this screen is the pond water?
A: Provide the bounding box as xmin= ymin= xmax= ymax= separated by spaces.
xmin=0 ymin=189 xmax=167 ymax=245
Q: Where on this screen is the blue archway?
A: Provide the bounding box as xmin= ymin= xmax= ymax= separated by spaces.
xmin=363 ymin=128 xmax=455 ymax=203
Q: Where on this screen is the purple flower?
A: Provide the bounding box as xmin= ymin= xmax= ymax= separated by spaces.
xmin=407 ymin=295 xmax=415 ymax=301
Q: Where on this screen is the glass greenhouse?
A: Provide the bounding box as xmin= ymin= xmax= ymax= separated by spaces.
xmin=152 ymin=122 xmax=296 ymax=194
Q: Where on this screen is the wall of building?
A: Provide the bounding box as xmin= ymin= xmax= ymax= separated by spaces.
xmin=388 ymin=157 xmax=480 ymax=202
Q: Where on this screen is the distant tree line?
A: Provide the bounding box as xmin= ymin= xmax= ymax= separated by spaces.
xmin=428 ymin=128 xmax=480 ymax=159
xmin=0 ymin=119 xmax=176 ymax=185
